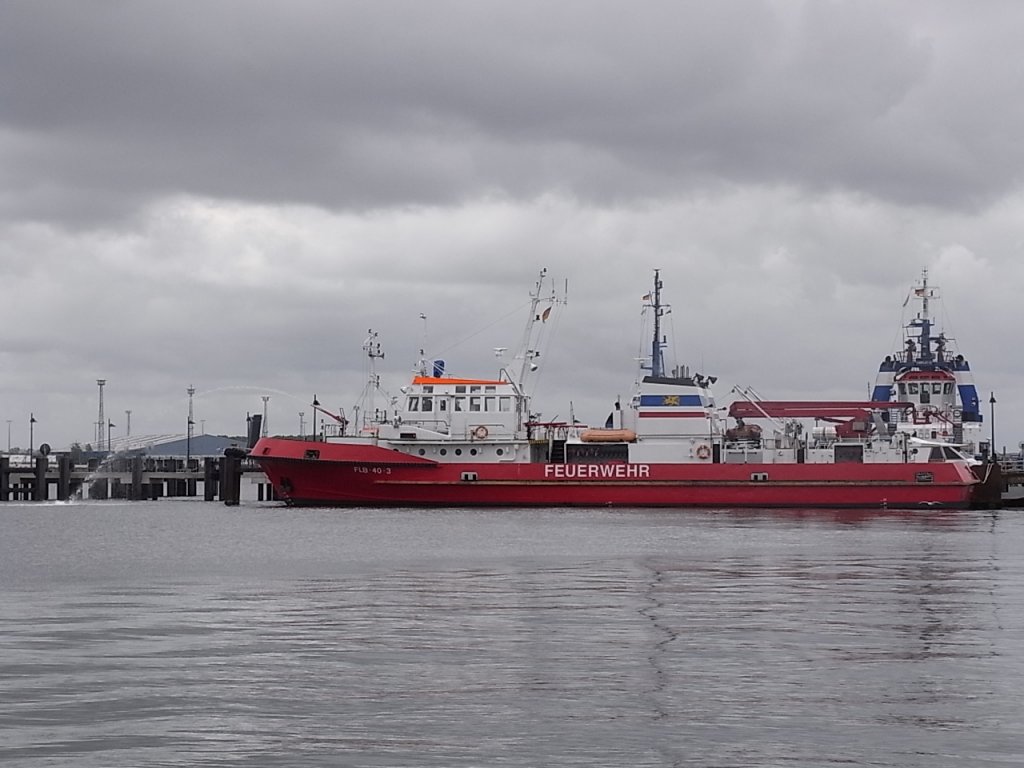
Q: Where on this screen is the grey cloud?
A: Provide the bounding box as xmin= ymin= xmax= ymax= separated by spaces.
xmin=3 ymin=1 xmax=1021 ymax=229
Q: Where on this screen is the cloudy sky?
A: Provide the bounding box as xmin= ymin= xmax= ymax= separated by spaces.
xmin=2 ymin=0 xmax=1022 ymax=451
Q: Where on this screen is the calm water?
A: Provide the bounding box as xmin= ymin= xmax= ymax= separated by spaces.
xmin=1 ymin=500 xmax=1022 ymax=767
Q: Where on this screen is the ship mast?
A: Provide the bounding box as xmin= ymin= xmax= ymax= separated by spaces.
xmin=908 ymin=268 xmax=936 ymax=368
xmin=647 ymin=269 xmax=666 ymax=378
xmin=354 ymin=329 xmax=385 ymax=430
xmin=513 ymin=268 xmax=557 ymax=390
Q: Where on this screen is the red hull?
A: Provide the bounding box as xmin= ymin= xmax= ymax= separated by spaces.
xmin=250 ymin=438 xmax=977 ymax=510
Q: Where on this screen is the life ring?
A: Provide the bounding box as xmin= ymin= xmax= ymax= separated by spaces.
xmin=695 ymin=444 xmax=711 ymax=460
xmin=473 ymin=426 xmax=489 ymax=440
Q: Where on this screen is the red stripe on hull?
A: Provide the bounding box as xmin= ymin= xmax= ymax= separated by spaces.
xmin=250 ymin=438 xmax=976 ymax=510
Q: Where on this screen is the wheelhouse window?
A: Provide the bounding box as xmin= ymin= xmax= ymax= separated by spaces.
xmin=485 ymin=397 xmax=496 ymax=412
xmin=469 ymin=397 xmax=481 ymax=412
xmin=499 ymin=397 xmax=512 ymax=412
xmin=454 ymin=397 xmax=465 ymax=412
xmin=407 ymin=397 xmax=420 ymax=411
xmin=422 ymin=397 xmax=433 ymax=412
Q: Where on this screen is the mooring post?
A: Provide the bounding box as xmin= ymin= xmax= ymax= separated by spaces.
xmin=131 ymin=456 xmax=143 ymax=500
xmin=0 ymin=456 xmax=9 ymax=502
xmin=57 ymin=454 xmax=72 ymax=500
xmin=33 ymin=456 xmax=47 ymax=501
xmin=203 ymin=457 xmax=218 ymax=501
xmin=220 ymin=455 xmax=242 ymax=506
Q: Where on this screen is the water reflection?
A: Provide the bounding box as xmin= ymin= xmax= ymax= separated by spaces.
xmin=0 ymin=503 xmax=1020 ymax=767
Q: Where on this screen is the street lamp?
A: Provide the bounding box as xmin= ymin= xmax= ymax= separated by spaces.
xmin=29 ymin=413 xmax=36 ymax=456
xmin=5 ymin=419 xmax=10 ymax=452
xmin=187 ymin=385 xmax=196 ymax=469
xmin=107 ymin=419 xmax=115 ymax=454
xmin=990 ymin=392 xmax=997 ymax=460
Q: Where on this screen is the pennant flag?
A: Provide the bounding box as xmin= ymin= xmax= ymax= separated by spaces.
xmin=642 ymin=293 xmax=652 ymax=301
xmin=541 ymin=306 xmax=552 ymax=322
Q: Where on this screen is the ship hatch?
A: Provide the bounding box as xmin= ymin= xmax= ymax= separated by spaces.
xmin=834 ymin=444 xmax=864 ymax=464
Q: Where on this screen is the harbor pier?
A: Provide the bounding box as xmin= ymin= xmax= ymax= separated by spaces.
xmin=0 ymin=454 xmax=274 ymax=505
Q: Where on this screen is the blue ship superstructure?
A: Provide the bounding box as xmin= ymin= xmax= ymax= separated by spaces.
xmin=871 ymin=269 xmax=982 ymax=449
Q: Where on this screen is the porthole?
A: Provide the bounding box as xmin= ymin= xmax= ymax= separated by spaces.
xmin=470 ymin=448 xmax=478 ymax=456
xmin=439 ymin=449 xmax=447 ymax=456
xmin=418 ymin=448 xmax=426 ymax=456
xmin=496 ymin=448 xmax=504 ymax=456
xmin=455 ymin=448 xmax=462 ymax=456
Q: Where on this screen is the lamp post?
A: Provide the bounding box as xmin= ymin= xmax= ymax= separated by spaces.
xmin=261 ymin=396 xmax=270 ymax=437
xmin=107 ymin=419 xmax=115 ymax=454
xmin=990 ymin=392 xmax=997 ymax=461
xmin=187 ymin=385 xmax=196 ymax=470
xmin=29 ymin=413 xmax=36 ymax=456
xmin=5 ymin=419 xmax=10 ymax=452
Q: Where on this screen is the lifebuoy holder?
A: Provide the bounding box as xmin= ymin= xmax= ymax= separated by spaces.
xmin=473 ymin=425 xmax=489 ymax=440
xmin=695 ymin=444 xmax=711 ymax=460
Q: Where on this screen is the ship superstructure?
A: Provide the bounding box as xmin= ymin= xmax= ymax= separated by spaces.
xmin=871 ymin=269 xmax=983 ymax=452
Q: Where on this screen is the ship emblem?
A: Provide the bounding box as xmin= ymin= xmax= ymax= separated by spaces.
xmin=662 ymin=395 xmax=680 ymax=406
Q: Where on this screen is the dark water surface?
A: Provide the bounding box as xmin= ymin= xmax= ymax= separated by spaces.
xmin=1 ymin=500 xmax=1022 ymax=767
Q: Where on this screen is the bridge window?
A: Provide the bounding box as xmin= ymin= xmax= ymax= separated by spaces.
xmin=944 ymin=383 xmax=953 ymax=394
xmin=422 ymin=397 xmax=433 ymax=412
xmin=908 ymin=383 xmax=919 ymax=395
xmin=485 ymin=385 xmax=497 ymax=394
xmin=898 ymin=383 xmax=907 ymax=394
xmin=470 ymin=397 xmax=481 ymax=412
xmin=454 ymin=397 xmax=465 ymax=412
xmin=932 ymin=383 xmax=942 ymax=394
xmin=439 ymin=398 xmax=447 ymax=412
xmin=485 ymin=397 xmax=496 ymax=411
xmin=455 ymin=385 xmax=466 ymax=394
xmin=408 ymin=397 xmax=420 ymax=411
xmin=470 ymin=385 xmax=481 ymax=394
xmin=499 ymin=397 xmax=512 ymax=412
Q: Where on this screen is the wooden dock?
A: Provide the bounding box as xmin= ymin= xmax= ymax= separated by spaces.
xmin=0 ymin=454 xmax=274 ymax=505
